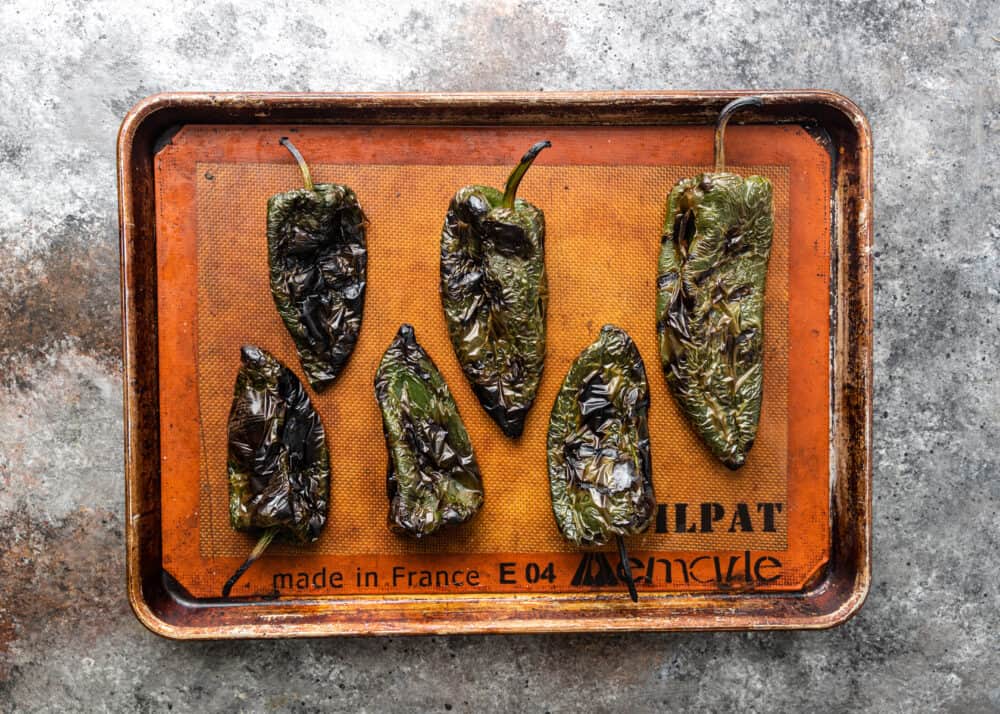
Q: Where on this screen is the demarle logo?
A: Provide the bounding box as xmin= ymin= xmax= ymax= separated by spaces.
xmin=571 ymin=552 xmax=620 ymax=586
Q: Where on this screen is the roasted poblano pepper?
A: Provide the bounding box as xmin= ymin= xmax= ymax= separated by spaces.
xmin=547 ymin=325 xmax=655 ymax=601
xmin=223 ymin=345 xmax=330 ymax=597
xmin=375 ymin=324 xmax=484 ymax=537
xmin=440 ymin=141 xmax=551 ymax=438
xmin=267 ymin=137 xmax=368 ymax=391
xmin=656 ymin=97 xmax=773 ymax=470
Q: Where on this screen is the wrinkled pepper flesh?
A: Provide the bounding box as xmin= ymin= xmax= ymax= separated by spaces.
xmin=547 ymin=325 xmax=655 ymax=601
xmin=656 ymin=97 xmax=774 ymax=470
xmin=268 ymin=137 xmax=368 ymax=391
xmin=224 ymin=345 xmax=330 ymax=597
xmin=440 ymin=141 xmax=551 ymax=437
xmin=375 ymin=324 xmax=485 ymax=537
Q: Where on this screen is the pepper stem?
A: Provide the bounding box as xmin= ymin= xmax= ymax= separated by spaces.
xmin=280 ymin=136 xmax=314 ymax=191
xmin=616 ymin=535 xmax=639 ymax=603
xmin=714 ymin=97 xmax=763 ymax=173
xmin=502 ymin=140 xmax=551 ymax=209
xmin=222 ymin=527 xmax=278 ymax=598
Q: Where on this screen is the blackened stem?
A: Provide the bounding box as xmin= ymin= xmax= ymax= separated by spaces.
xmin=222 ymin=527 xmax=278 ymax=598
xmin=616 ymin=535 xmax=638 ymax=603
xmin=714 ymin=97 xmax=763 ymax=173
xmin=502 ymin=140 xmax=551 ymax=209
xmin=280 ymin=136 xmax=314 ymax=191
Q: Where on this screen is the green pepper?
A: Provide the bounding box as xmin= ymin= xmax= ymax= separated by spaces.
xmin=547 ymin=325 xmax=655 ymax=601
xmin=440 ymin=141 xmax=551 ymax=437
xmin=223 ymin=345 xmax=330 ymax=598
xmin=656 ymin=97 xmax=774 ymax=470
xmin=267 ymin=137 xmax=368 ymax=391
xmin=374 ymin=324 xmax=485 ymax=537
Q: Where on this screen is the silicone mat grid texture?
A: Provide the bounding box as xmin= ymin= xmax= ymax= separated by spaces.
xmin=196 ymin=162 xmax=790 ymax=557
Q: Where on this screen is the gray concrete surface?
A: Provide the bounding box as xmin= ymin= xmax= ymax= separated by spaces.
xmin=1 ymin=0 xmax=998 ymax=711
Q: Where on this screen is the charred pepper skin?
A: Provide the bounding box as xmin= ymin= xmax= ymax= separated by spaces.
xmin=547 ymin=325 xmax=656 ymax=549
xmin=375 ymin=324 xmax=485 ymax=538
xmin=656 ymin=98 xmax=773 ymax=470
xmin=268 ymin=137 xmax=368 ymax=392
xmin=440 ymin=141 xmax=551 ymax=438
xmin=224 ymin=345 xmax=330 ymax=597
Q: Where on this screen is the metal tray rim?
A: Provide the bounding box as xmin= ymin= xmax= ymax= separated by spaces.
xmin=118 ymin=90 xmax=872 ymax=639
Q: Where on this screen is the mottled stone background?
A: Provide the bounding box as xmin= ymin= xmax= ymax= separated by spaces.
xmin=0 ymin=0 xmax=997 ymax=711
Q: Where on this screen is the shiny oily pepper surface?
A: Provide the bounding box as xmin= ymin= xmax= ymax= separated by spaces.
xmin=440 ymin=141 xmax=550 ymax=438
xmin=656 ymin=98 xmax=774 ymax=470
xmin=267 ymin=137 xmax=368 ymax=391
xmin=375 ymin=324 xmax=485 ymax=537
xmin=547 ymin=325 xmax=656 ymax=548
xmin=224 ymin=345 xmax=330 ymax=597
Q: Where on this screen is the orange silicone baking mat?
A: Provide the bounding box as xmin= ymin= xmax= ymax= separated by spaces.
xmin=155 ymin=124 xmax=830 ymax=599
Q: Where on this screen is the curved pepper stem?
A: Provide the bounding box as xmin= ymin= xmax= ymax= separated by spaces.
xmin=280 ymin=136 xmax=314 ymax=192
xmin=714 ymin=97 xmax=763 ymax=173
xmin=222 ymin=527 xmax=278 ymax=598
xmin=502 ymin=140 xmax=551 ymax=209
xmin=616 ymin=535 xmax=639 ymax=603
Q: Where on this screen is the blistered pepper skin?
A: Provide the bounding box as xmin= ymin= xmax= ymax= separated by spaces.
xmin=656 ymin=172 xmax=773 ymax=470
xmin=267 ymin=140 xmax=367 ymax=392
xmin=227 ymin=345 xmax=330 ymax=543
xmin=547 ymin=325 xmax=655 ymax=548
xmin=375 ymin=325 xmax=484 ymax=538
xmin=440 ymin=142 xmax=550 ymax=437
